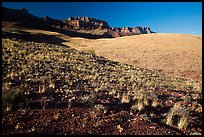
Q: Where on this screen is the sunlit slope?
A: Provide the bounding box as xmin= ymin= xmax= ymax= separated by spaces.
xmin=65 ymin=33 xmax=202 ymax=82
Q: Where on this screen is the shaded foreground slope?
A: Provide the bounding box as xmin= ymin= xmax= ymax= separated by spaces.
xmin=2 ymin=35 xmax=202 ymax=135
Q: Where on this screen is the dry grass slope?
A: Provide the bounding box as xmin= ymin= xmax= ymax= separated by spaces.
xmin=2 ymin=34 xmax=202 ymax=135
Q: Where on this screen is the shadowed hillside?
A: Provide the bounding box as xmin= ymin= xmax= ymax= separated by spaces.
xmin=2 ymin=7 xmax=155 ymax=39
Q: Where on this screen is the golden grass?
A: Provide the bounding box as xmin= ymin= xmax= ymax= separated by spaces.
xmin=121 ymin=93 xmax=130 ymax=103
xmin=178 ymin=116 xmax=188 ymax=130
xmin=166 ymin=112 xmax=173 ymax=126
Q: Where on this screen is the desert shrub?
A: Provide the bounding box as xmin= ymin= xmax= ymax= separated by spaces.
xmin=121 ymin=93 xmax=130 ymax=103
xmin=166 ymin=102 xmax=181 ymax=126
xmin=130 ymin=98 xmax=145 ymax=113
xmin=130 ymin=89 xmax=150 ymax=112
xmin=2 ymin=88 xmax=27 ymax=111
xmin=150 ymin=93 xmax=159 ymax=108
xmin=166 ymin=112 xmax=174 ymax=126
xmin=178 ymin=115 xmax=189 ymax=130
xmin=137 ymin=98 xmax=145 ymax=111
xmin=166 ymin=102 xmax=190 ymax=130
xmin=143 ymin=96 xmax=149 ymax=106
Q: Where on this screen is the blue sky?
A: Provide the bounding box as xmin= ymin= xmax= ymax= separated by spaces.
xmin=2 ymin=2 xmax=202 ymax=35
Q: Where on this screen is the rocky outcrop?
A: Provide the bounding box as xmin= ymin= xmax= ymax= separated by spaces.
xmin=64 ymin=16 xmax=110 ymax=30
xmin=111 ymin=26 xmax=155 ymax=35
xmin=2 ymin=7 xmax=156 ymax=38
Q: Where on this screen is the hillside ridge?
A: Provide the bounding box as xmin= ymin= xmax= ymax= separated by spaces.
xmin=2 ymin=7 xmax=155 ymax=38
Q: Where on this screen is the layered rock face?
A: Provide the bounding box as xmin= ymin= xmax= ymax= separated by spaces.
xmin=111 ymin=26 xmax=155 ymax=35
xmin=2 ymin=7 xmax=156 ymax=38
xmin=64 ymin=16 xmax=110 ymax=30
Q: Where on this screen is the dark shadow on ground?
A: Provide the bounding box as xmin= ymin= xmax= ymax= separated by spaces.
xmin=150 ymin=114 xmax=185 ymax=135
xmin=2 ymin=30 xmax=68 ymax=47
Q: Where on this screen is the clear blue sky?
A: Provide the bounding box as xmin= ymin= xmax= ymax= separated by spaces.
xmin=2 ymin=2 xmax=202 ymax=35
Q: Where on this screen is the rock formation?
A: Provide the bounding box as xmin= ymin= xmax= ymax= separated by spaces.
xmin=2 ymin=7 xmax=156 ymax=38
xmin=110 ymin=26 xmax=155 ymax=36
xmin=64 ymin=16 xmax=110 ymax=30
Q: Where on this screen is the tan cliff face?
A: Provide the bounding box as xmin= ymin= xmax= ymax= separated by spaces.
xmin=111 ymin=26 xmax=155 ymax=35
xmin=65 ymin=16 xmax=110 ymax=30
xmin=68 ymin=20 xmax=80 ymax=27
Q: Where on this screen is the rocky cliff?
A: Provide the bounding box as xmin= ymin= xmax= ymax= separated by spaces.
xmin=64 ymin=16 xmax=110 ymax=30
xmin=2 ymin=7 xmax=155 ymax=38
xmin=110 ymin=26 xmax=155 ymax=37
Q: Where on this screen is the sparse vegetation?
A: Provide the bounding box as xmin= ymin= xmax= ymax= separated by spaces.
xmin=178 ymin=115 xmax=188 ymax=130
xmin=121 ymin=93 xmax=130 ymax=103
xmin=151 ymin=94 xmax=158 ymax=108
xmin=166 ymin=112 xmax=174 ymax=126
xmin=165 ymin=101 xmax=192 ymax=132
xmin=2 ymin=35 xmax=202 ymax=135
